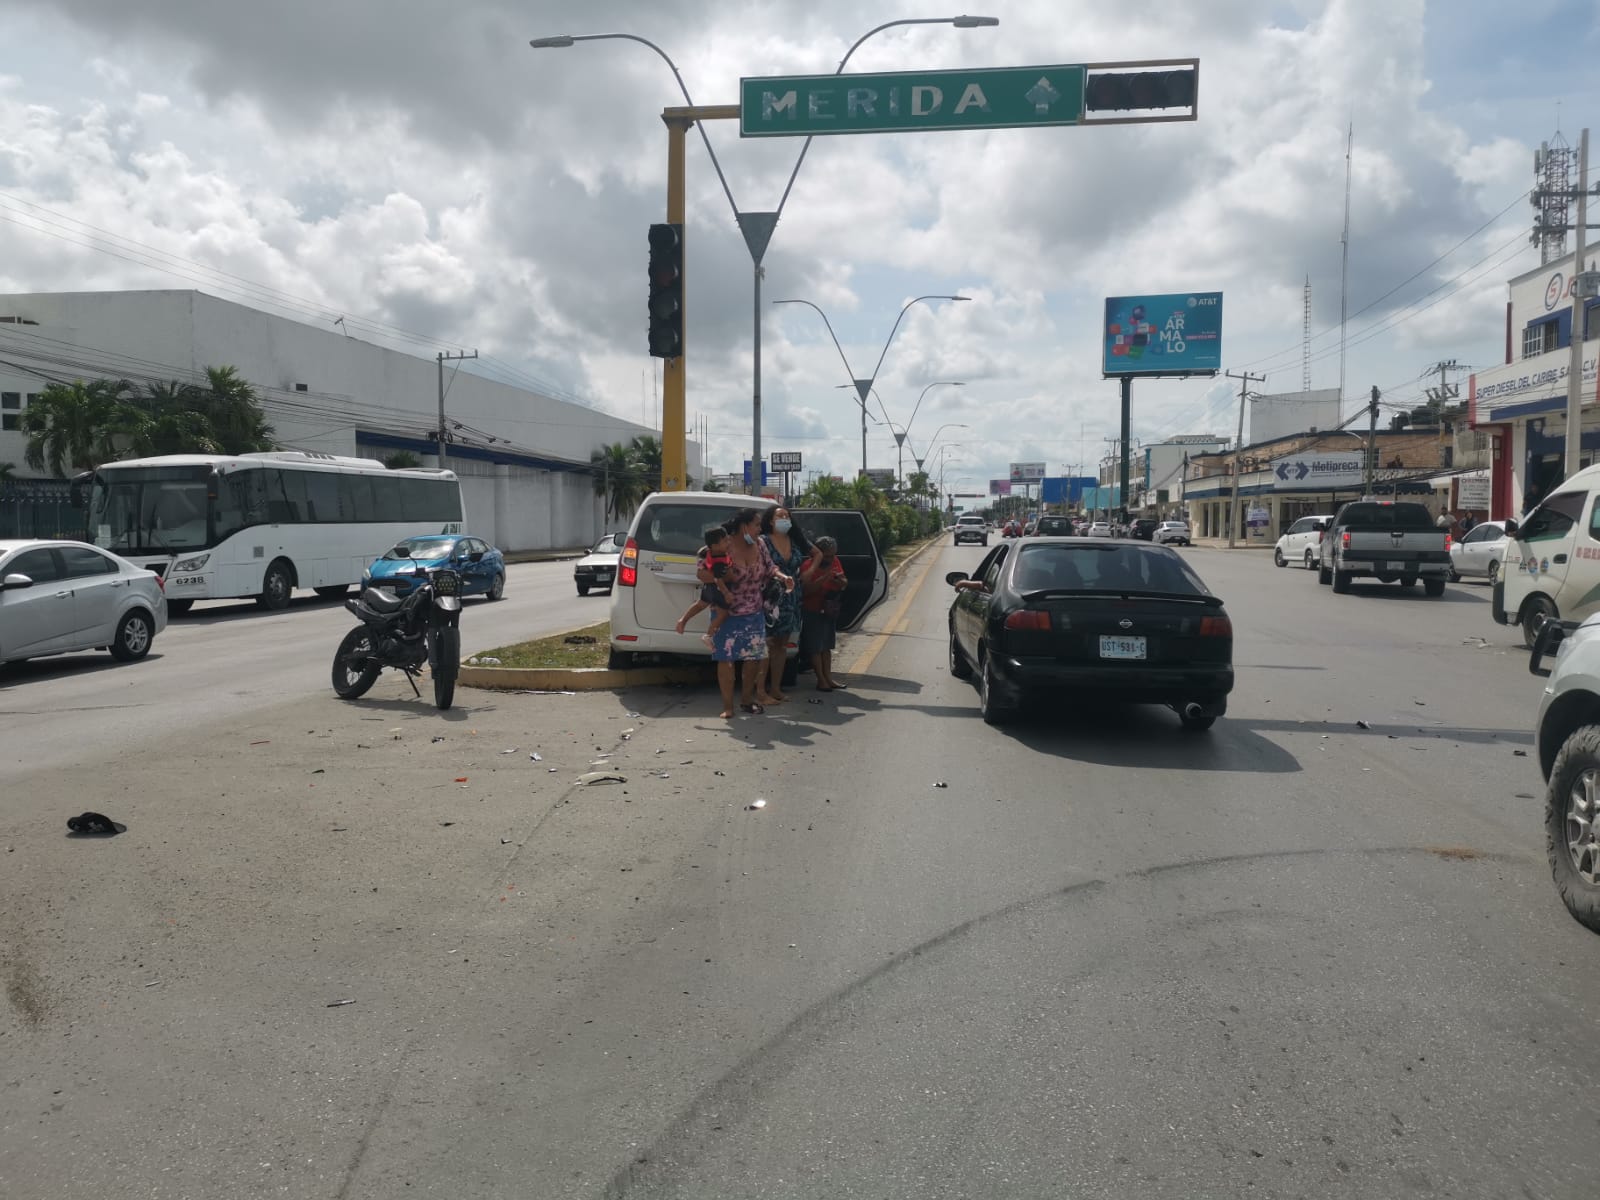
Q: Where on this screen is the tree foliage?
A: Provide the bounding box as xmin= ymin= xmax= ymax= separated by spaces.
xmin=591 ymin=435 xmax=668 ymax=522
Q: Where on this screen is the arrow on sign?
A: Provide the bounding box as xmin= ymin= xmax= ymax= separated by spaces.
xmin=1296 ymin=461 xmax=1310 ymax=481
xmin=1275 ymin=463 xmax=1291 ymax=481
xmin=1026 ymin=77 xmax=1061 ymax=114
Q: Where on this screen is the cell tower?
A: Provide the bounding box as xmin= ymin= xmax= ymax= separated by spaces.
xmin=1302 ymin=276 xmax=1312 ymax=392
xmin=1532 ymin=131 xmax=1574 ymax=265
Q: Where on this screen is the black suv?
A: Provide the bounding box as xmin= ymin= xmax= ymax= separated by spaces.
xmin=1131 ymin=518 xmax=1159 ymax=541
xmin=1034 ymin=515 xmax=1074 ymax=536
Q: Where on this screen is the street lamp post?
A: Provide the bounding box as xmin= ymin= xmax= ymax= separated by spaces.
xmin=774 ymin=295 xmax=968 ymax=479
xmin=914 ymin=424 xmax=971 ymax=477
xmin=896 ymin=380 xmax=963 ymax=488
xmin=533 ymin=17 xmax=998 ymax=497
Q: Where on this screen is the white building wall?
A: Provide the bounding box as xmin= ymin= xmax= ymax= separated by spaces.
xmin=0 ymin=290 xmax=697 ymax=550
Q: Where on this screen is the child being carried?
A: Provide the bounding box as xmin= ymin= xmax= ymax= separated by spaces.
xmin=674 ymin=524 xmax=734 ymax=647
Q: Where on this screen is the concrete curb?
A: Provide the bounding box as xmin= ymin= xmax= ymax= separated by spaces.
xmin=462 ymin=530 xmax=947 ymax=694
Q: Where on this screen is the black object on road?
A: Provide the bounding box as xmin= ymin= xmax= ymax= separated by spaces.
xmin=67 ymin=812 xmax=125 ymax=836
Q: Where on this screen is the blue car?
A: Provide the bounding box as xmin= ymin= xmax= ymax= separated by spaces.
xmin=363 ymin=534 xmax=506 ymax=600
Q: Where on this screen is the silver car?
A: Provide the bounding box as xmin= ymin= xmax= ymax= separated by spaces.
xmin=0 ymin=539 xmax=167 ymax=666
xmin=574 ymin=532 xmax=625 ymax=596
xmin=1532 ymin=617 xmax=1600 ymax=933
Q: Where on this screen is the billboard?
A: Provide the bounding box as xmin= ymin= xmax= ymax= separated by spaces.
xmin=860 ymin=467 xmax=897 ymax=488
xmin=1010 ymin=462 xmax=1047 ymax=482
xmin=1250 ymin=389 xmax=1341 ymax=444
xmin=989 ymin=479 xmax=1013 ymax=495
xmin=769 ymin=451 xmax=803 ymax=471
xmin=1271 ymin=452 xmax=1364 ymax=490
xmin=1103 ymin=292 xmax=1223 ymax=376
xmin=1040 ymin=476 xmax=1098 ymax=505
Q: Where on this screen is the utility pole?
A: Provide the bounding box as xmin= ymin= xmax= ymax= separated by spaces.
xmin=1225 ymin=369 xmax=1266 ymax=548
xmin=436 ymin=349 xmax=478 ymax=469
xmin=1566 ymin=128 xmax=1592 ymax=482
xmin=1365 ymin=384 xmax=1380 ymax=496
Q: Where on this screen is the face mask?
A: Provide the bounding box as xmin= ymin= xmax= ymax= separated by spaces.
xmin=744 ymin=533 xmax=756 ymax=545
xmin=775 ymin=519 xmax=792 ymax=534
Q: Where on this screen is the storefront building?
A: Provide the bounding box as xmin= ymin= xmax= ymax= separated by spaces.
xmin=1470 ymin=249 xmax=1600 ymax=518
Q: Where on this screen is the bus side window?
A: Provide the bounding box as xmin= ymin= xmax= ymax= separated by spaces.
xmin=215 ymin=470 xmax=265 ymax=539
xmin=341 ymin=474 xmax=379 ymax=522
xmin=266 ymin=469 xmax=308 ymax=523
xmin=304 ymin=471 xmax=339 ymax=522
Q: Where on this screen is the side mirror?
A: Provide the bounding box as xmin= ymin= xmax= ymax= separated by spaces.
xmin=1504 ymin=519 xmax=1519 ymax=537
xmin=1 ymin=572 xmax=35 ymax=590
xmin=945 ymin=571 xmax=969 ymax=587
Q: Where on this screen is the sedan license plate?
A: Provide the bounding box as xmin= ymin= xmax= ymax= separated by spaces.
xmin=1099 ymin=635 xmax=1147 ymax=660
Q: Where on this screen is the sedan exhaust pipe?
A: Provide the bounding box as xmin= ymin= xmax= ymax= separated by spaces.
xmin=1182 ymin=703 xmax=1205 ymax=721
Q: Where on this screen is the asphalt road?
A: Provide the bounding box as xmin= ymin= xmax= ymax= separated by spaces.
xmin=3 ymin=540 xmax=1592 ymax=1199
xmin=0 ymin=558 xmax=609 ymax=774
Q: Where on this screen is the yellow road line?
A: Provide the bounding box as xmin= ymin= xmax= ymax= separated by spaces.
xmin=845 ymin=552 xmax=943 ymax=677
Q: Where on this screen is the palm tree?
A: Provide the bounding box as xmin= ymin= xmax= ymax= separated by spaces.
xmin=848 ymin=476 xmax=887 ymax=513
xmin=384 ymin=451 xmax=423 ymax=469
xmin=197 ymin=365 xmax=274 ymax=453
xmin=797 ymin=476 xmax=852 ymax=507
xmin=22 ymin=379 xmax=137 ymax=477
xmin=591 ymin=441 xmax=643 ymax=523
xmin=629 ymin=434 xmax=664 ymax=493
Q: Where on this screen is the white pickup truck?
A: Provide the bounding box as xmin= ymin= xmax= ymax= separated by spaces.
xmin=1316 ymin=500 xmax=1452 ymax=596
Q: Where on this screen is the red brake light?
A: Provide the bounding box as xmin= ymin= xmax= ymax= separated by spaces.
xmin=154 ymin=573 xmax=166 ymax=593
xmin=1445 ymin=534 xmax=1452 ymax=551
xmin=1004 ymin=610 xmax=1050 ymax=631
xmin=1341 ymin=531 xmax=1350 ymax=549
xmin=1200 ymin=615 xmax=1232 ymax=637
xmin=619 ymin=537 xmax=639 ymax=587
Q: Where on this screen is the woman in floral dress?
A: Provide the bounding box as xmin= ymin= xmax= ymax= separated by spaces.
xmin=702 ymin=508 xmax=793 ymax=717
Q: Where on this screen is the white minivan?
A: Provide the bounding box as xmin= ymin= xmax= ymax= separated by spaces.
xmin=1273 ymin=514 xmax=1333 ymax=569
xmin=607 ymin=493 xmax=889 ymax=671
xmin=1495 ymin=465 xmax=1600 ymax=645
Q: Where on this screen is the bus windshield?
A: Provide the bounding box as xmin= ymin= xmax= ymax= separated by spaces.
xmin=88 ymin=466 xmax=214 ymax=554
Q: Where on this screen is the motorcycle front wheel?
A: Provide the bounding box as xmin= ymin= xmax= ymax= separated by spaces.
xmin=431 ymin=625 xmax=460 ymax=710
xmin=332 ymin=626 xmax=382 ymax=699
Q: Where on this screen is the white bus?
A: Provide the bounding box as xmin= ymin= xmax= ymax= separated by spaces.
xmin=78 ymin=451 xmax=465 ymax=613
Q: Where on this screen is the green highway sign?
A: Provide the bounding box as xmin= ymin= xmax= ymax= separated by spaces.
xmin=740 ymin=64 xmax=1087 ymax=137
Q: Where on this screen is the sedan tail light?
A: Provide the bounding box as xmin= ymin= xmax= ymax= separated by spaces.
xmin=619 ymin=537 xmax=639 ymax=587
xmin=1003 ymin=609 xmax=1050 ymax=631
xmin=1199 ymin=615 xmax=1232 ymax=637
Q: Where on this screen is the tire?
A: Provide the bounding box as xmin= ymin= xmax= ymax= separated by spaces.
xmin=1179 ymin=709 xmax=1217 ymax=732
xmin=1318 ymin=564 xmax=1332 ymax=585
xmin=1545 ymin=725 xmax=1600 ymax=934
xmin=1523 ymin=594 xmax=1558 ymax=649
xmin=1332 ymin=569 xmax=1352 ymax=594
xmin=331 ymin=626 xmax=381 ymax=698
xmin=1273 ymin=548 xmax=1286 ymax=567
xmin=577 ymin=582 xmax=590 ymax=596
xmin=257 ymin=559 xmax=294 ymax=610
xmin=165 ymin=598 xmax=194 ymax=617
xmin=431 ymin=626 xmax=459 ymax=710
xmin=1423 ymin=577 xmax=1446 ymax=597
xmin=314 ymin=584 xmax=350 ymax=600
xmin=1487 ymin=560 xmax=1500 ymax=587
xmin=109 ymin=609 xmax=155 ymax=661
xmin=1304 ymin=550 xmax=1315 ymax=570
xmin=1448 ymin=567 xmax=1461 ymax=583
xmin=978 ymin=651 xmax=1014 ymax=726
xmin=949 ymin=625 xmax=973 ymax=680
xmin=486 ymin=571 xmax=505 ymax=602
xmin=607 ymin=648 xmax=634 ymax=671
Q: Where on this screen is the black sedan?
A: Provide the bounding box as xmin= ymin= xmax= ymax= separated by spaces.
xmin=946 ymin=538 xmax=1233 ymax=729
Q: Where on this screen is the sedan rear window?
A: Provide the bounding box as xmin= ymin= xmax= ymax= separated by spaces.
xmin=1012 ymin=544 xmax=1206 ymax=594
xmin=635 ymin=503 xmax=753 ymax=555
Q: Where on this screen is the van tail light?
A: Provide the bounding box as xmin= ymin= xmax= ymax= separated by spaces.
xmin=1200 ymin=615 xmax=1232 ymax=638
xmin=1004 ymin=609 xmax=1050 ymax=631
xmin=619 ymin=537 xmax=639 ymax=587
xmin=1341 ymin=531 xmax=1350 ymax=549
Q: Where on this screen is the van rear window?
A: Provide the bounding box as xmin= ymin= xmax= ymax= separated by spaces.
xmin=634 ymin=502 xmax=754 ymax=555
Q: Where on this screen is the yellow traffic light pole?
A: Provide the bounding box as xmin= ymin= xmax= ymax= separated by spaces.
xmin=659 ymin=104 xmax=737 ymax=493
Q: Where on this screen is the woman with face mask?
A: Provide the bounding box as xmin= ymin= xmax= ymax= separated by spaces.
xmin=759 ymin=506 xmax=816 ymax=702
xmin=700 ymin=508 xmax=793 ymax=717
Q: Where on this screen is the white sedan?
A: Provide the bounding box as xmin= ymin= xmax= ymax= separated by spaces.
xmin=573 ymin=532 xmax=626 ymax=596
xmin=1449 ymin=520 xmax=1509 ymax=584
xmin=1086 ymin=521 xmax=1113 ymax=538
xmin=0 ymin=539 xmax=167 ymax=666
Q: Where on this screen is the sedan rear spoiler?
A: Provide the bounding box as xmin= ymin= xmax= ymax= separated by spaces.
xmin=1019 ymin=588 xmax=1222 ymax=606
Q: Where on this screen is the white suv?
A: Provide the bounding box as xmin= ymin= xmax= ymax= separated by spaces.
xmin=954 ymin=514 xmax=988 ymax=546
xmin=608 ymin=493 xmax=888 ymax=670
xmin=1531 ymin=617 xmax=1600 ymax=933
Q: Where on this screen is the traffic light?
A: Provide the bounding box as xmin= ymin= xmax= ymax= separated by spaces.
xmin=647 ymin=222 xmax=683 ymax=359
xmin=1083 ymin=69 xmax=1196 ymax=112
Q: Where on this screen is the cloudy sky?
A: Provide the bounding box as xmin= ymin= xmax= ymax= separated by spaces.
xmin=1 ymin=0 xmax=1596 ymax=495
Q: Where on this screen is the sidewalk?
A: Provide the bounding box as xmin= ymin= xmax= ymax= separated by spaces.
xmin=504 ymin=546 xmax=588 ymax=564
xmin=1192 ymin=537 xmax=1274 ymax=550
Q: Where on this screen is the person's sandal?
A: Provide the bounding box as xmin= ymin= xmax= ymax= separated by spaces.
xmin=741 ymin=703 xmax=766 ymax=715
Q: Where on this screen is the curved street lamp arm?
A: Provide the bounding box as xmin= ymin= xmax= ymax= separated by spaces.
xmin=772 ymin=299 xmax=857 ymax=391
xmin=904 ymin=380 xmax=963 ymax=439
xmin=868 ymin=295 xmax=959 ymax=387
xmin=540 ymin=32 xmax=741 ymax=223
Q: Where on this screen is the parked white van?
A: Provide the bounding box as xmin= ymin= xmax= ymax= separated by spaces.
xmin=1495 ymin=465 xmax=1600 ymax=645
xmin=608 ymin=493 xmax=889 ymax=672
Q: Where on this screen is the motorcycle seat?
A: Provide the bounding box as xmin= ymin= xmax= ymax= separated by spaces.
xmin=362 ymin=586 xmax=407 ymax=612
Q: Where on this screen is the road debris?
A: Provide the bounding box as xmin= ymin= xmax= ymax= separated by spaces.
xmin=1356 ymin=720 xmax=1371 ymax=730
xmin=529 ymin=751 xmax=542 ymax=761
xmin=579 ymin=772 xmax=627 ymax=786
xmin=1513 ymin=749 xmax=1528 ymax=757
xmin=66 ymin=812 xmax=124 ymax=836
xmin=565 ymin=634 xmax=597 ymax=644
xmin=625 ymin=711 xmax=643 ymax=718
xmin=933 ymin=781 xmax=949 ymax=788
xmin=746 ymin=798 xmax=768 ymax=811
xmin=326 ymin=999 xmax=356 ymax=1008
xmin=432 ymin=736 xmax=446 ymax=743
xmin=621 ymin=729 xmax=635 ymax=740
xmin=454 ymin=777 xmax=469 ymax=783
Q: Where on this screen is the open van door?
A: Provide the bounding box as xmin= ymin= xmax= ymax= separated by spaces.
xmin=793 ymin=509 xmax=889 ymax=631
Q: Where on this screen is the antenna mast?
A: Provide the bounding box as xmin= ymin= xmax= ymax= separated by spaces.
xmin=1532 ymin=130 xmax=1575 ymax=265
xmin=1302 ymin=276 xmax=1312 ymax=392
xmin=1339 ymin=122 xmax=1352 ymax=421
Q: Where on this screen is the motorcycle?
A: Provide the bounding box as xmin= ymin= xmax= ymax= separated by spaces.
xmin=330 ymin=548 xmax=461 ymax=709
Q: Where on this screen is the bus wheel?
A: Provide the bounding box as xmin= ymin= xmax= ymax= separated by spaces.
xmin=258 ymin=560 xmax=294 ymax=611
xmin=165 ymin=598 xmax=194 ymax=617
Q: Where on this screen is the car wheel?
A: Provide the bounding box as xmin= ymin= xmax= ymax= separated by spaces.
xmin=978 ymin=651 xmax=1014 ymax=725
xmin=576 ymin=582 xmax=590 ymax=596
xmin=1523 ymin=594 xmax=1558 ymax=648
xmin=1546 ymin=726 xmax=1600 ymax=934
xmin=607 ymin=648 xmax=634 ymax=671
xmin=257 ymin=559 xmax=294 ymax=610
xmin=1273 ymin=548 xmax=1286 ymax=568
xmin=109 ymin=609 xmax=155 ymax=662
xmin=486 ymin=571 xmax=505 ymax=601
xmin=949 ymin=624 xmax=973 ymax=680
xmin=1304 ymin=550 xmax=1315 ymax=570
xmin=1448 ymin=566 xmax=1461 ymax=583
xmin=1487 ymin=560 xmax=1500 ymax=587
xmin=1423 ymin=577 xmax=1446 ymax=597
xmin=1332 ymin=569 xmax=1352 ymax=594
xmin=165 ymin=598 xmax=194 ymax=617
